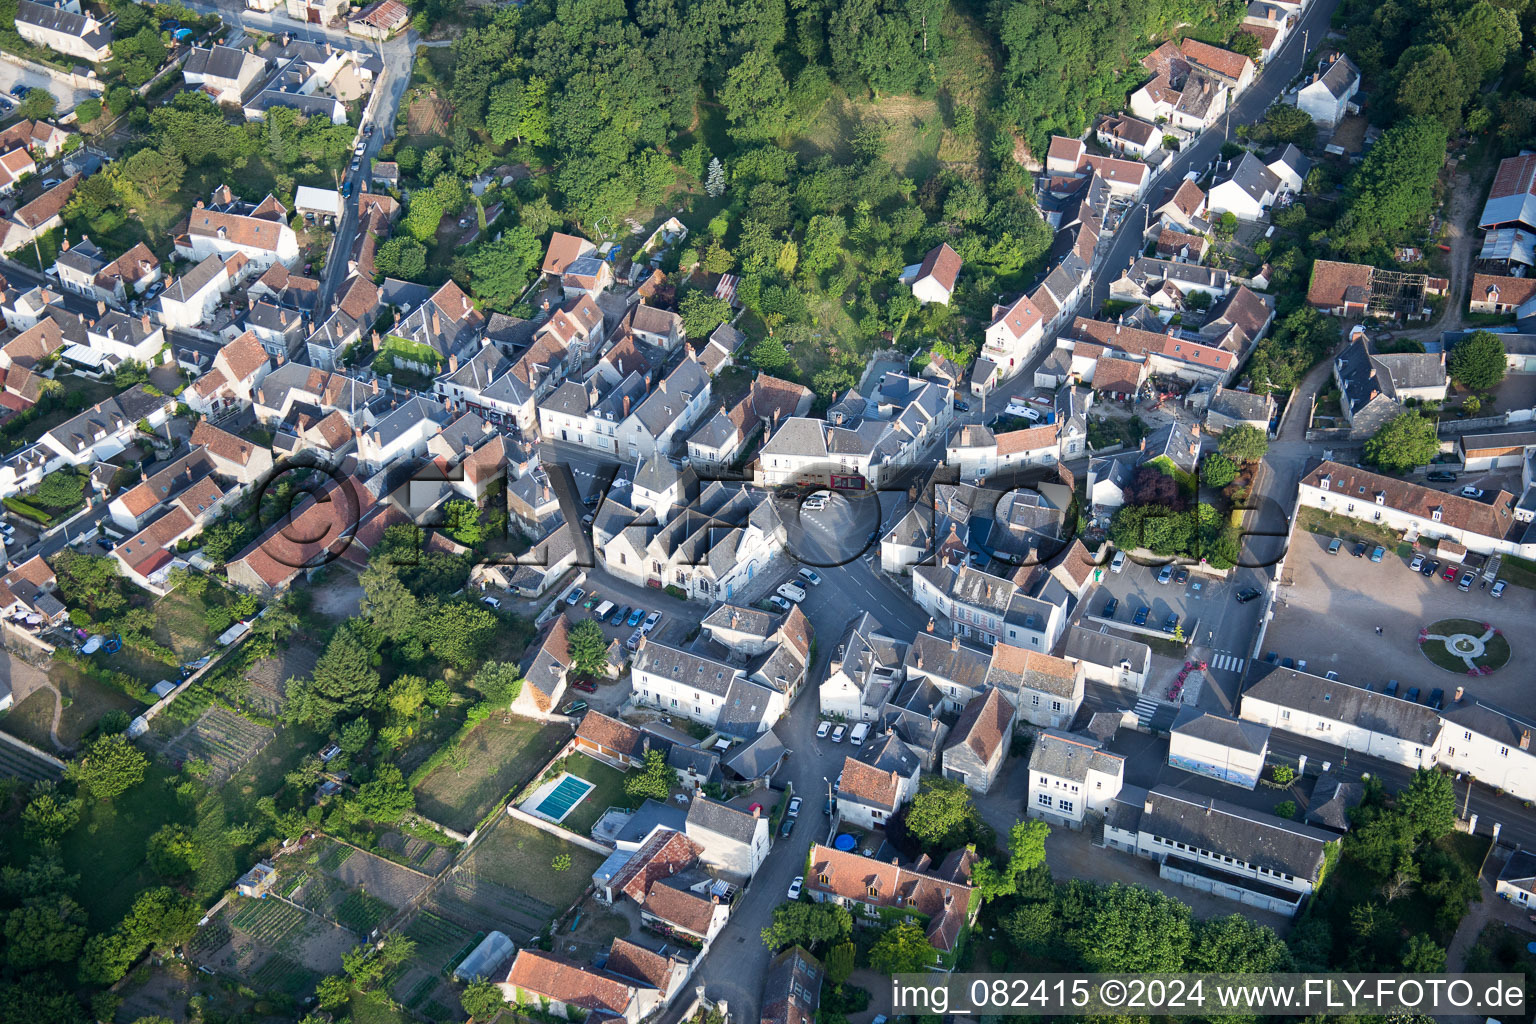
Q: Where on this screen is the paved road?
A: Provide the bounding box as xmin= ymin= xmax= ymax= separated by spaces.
xmin=1089 ymin=0 xmax=1342 ymax=309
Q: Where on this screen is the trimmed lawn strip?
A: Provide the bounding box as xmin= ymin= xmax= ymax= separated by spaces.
xmin=1419 ymin=618 xmax=1511 ymax=673
xmin=1295 ymin=506 xmax=1406 ymax=551
xmin=471 ymin=817 xmax=606 ymax=913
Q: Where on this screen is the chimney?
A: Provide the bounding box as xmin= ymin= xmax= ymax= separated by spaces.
xmin=275 ymin=352 xmax=284 ymax=365
xmin=623 ymin=394 xmax=631 ymax=417
xmin=751 ymin=805 xmax=760 ymax=818
xmin=60 ymin=237 xmax=69 ymax=252
xmin=432 ymin=309 xmax=442 ymax=337
xmin=97 ymin=300 xmax=106 ymax=316
xmin=1522 ymin=730 xmax=1531 ymax=751
xmin=141 ymin=314 xmax=151 ymax=332
xmin=1454 ymin=686 xmax=1464 ymax=703
xmin=449 ymin=353 xmax=459 ymax=372
xmin=372 ymin=331 xmax=382 ymax=351
xmin=926 ymin=617 xmax=935 ymax=633
xmin=950 ymin=635 xmax=959 ymax=652
xmin=915 ymin=647 xmax=923 ymax=668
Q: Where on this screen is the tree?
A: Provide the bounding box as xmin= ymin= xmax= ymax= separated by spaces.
xmin=53 ymin=550 xmax=126 ymax=617
xmin=1397 ymin=767 xmax=1456 ymax=843
xmin=1336 ymin=118 xmax=1447 ymax=253
xmin=721 ymin=47 xmax=793 ymax=142
xmin=74 ymin=98 xmax=102 ymax=125
xmin=4 ymin=893 xmax=87 ymax=969
xmin=679 ymin=291 xmax=733 ymax=339
xmin=461 ymin=978 xmax=506 ymax=1021
xmin=904 ymin=777 xmax=986 ymax=853
xmin=426 ymin=601 xmax=498 ymax=670
xmin=21 ymin=788 xmax=81 ymax=843
xmin=1218 ymin=425 xmax=1269 ymax=463
xmin=972 ymin=819 xmax=1051 ymax=901
xmin=706 ymin=157 xmax=727 ymax=197
xmin=287 ymin=625 xmax=381 ymax=726
xmin=353 ymin=764 xmax=415 ymax=823
xmin=567 ymin=618 xmax=609 ymax=677
xmin=443 ymin=499 xmax=484 ymax=545
xmin=1068 ymin=882 xmax=1192 ymax=973
xmin=465 ymin=226 xmax=543 ymax=310
xmin=624 ymin=748 xmax=675 ymax=802
xmin=339 ymin=717 xmax=373 ymax=755
xmin=315 ymin=975 xmax=351 ymax=1011
xmin=64 ymin=733 xmax=147 ymax=800
xmin=18 ymin=89 xmax=57 ymax=122
xmin=824 ymin=941 xmax=856 ymax=987
xmin=1186 ymin=914 xmax=1290 ymax=973
xmin=760 ymin=900 xmax=853 ymax=951
xmin=375 ymin=237 xmax=428 ymax=280
xmin=1448 ymin=331 xmax=1506 ymax=392
xmin=1364 ymin=412 xmax=1440 ymax=473
xmin=868 ymin=922 xmax=938 ymax=974
xmin=1227 ymin=30 xmax=1262 ymax=61
xmin=1394 ymin=44 xmax=1469 ymax=134
xmin=147 ymin=825 xmax=203 ymax=878
xmin=470 ymin=660 xmax=523 ymax=706
xmin=1400 ymin=933 xmax=1446 ymax=973
xmin=1202 ymin=452 xmax=1238 ymax=488
xmin=751 ymin=335 xmax=794 ymax=374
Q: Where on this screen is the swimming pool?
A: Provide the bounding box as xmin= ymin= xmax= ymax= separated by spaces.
xmin=532 ymin=773 xmax=595 ymax=823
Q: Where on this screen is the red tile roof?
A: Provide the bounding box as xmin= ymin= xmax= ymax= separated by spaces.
xmin=946 ymin=688 xmax=1014 ymax=765
xmin=1307 ymin=259 xmax=1374 ymax=308
xmin=805 ymin=843 xmax=974 ymax=951
xmin=837 ymin=754 xmax=904 ymax=810
xmin=1180 ymin=38 xmax=1254 ymax=82
xmin=576 ymin=709 xmax=642 ymax=758
xmin=995 ymin=423 xmax=1058 ymax=455
xmin=1472 ymin=272 xmax=1536 ymax=308
xmin=642 ymin=883 xmax=718 ymax=936
xmin=990 ymin=293 xmax=1044 ymax=341
xmin=1092 ymin=355 xmax=1146 ymax=394
xmin=504 ymin=949 xmax=634 ymax=1014
xmin=915 ymin=243 xmax=961 ymax=292
xmin=542 ymin=232 xmax=594 ymax=276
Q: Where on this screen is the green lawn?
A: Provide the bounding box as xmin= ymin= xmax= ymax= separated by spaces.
xmin=412 ymin=716 xmax=572 ymax=833
xmin=1419 ymin=619 xmax=1511 ymax=673
xmin=556 ymin=752 xmax=633 ymax=837
xmin=1295 ymin=505 xmax=1407 ymax=551
xmin=471 ymin=817 xmax=607 ymax=912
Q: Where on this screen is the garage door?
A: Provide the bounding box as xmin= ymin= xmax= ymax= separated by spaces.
xmin=1524 ymin=357 xmax=1536 ymax=373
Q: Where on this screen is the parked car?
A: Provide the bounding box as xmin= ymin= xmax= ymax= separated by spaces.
xmin=561 ymin=700 xmax=588 ymax=715
xmin=1327 ymin=537 xmax=1342 ymax=554
xmin=1384 ymin=680 xmax=1400 ymax=697
xmin=570 ymin=679 xmax=597 ymax=693
xmin=9 ymin=85 xmax=30 ymax=98
xmin=830 ymin=724 xmax=846 ymax=743
xmin=1173 ymin=568 xmax=1190 ymax=585
xmin=780 ymin=816 xmax=796 ymax=838
xmin=480 ymin=595 xmax=501 ymax=609
xmin=1406 ymin=686 xmax=1421 ymax=703
xmin=769 ymin=595 xmax=792 ymax=612
xmin=610 ymin=605 xmax=630 ymax=626
xmin=797 ymin=567 xmax=823 ymax=586
xmin=816 ymin=721 xmax=831 ymax=739
xmin=1133 ymin=606 xmax=1149 ymax=626
xmin=1157 ymin=565 xmax=1174 ymax=584
xmin=1442 ymin=564 xmax=1459 ymax=582
xmin=625 ymin=628 xmax=643 ymax=651
xmin=40 ymin=178 xmax=60 ymax=189
xmin=787 ymin=796 xmax=801 ymax=817
xmin=1492 ymin=579 xmax=1507 ymax=598
xmin=1163 ymin=613 xmax=1179 ymax=633
xmin=776 ymin=581 xmax=807 ymax=603
xmin=565 ymin=587 xmax=584 ymax=606
xmin=1102 ymin=598 xmax=1118 ymax=618
xmin=1427 ymin=470 xmax=1457 ymax=483
xmin=1460 ymin=485 xmax=1485 ymax=498
xmin=627 ymin=607 xmax=645 ymax=627
xmin=953 ymin=400 xmax=969 ymax=412
xmin=1281 ymin=657 xmax=1294 ymax=669
xmin=641 ymin=611 xmax=661 ymax=633
xmin=1110 ymin=550 xmax=1127 ymax=573
xmin=95 ymin=536 xmax=113 ymax=551
xmin=1409 ymin=554 xmax=1424 ymax=571
xmin=0 ymin=523 xmax=15 ymax=539
xmin=1424 ymin=559 xmax=1439 ymax=577
xmin=787 ymin=876 xmax=803 ymax=900
xmin=1458 ymin=571 xmax=1475 ymax=591
xmin=1352 ymin=542 xmax=1367 ymax=558
xmin=1264 ymin=651 xmax=1278 ymax=663
xmin=1235 ymin=588 xmax=1261 ymax=603
xmin=1428 ymin=688 xmax=1445 ymax=710
xmin=1369 ymin=545 xmax=1385 ymax=562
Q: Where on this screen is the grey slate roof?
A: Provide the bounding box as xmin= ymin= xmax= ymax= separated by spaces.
xmin=1224 ymin=152 xmax=1281 ymax=203
xmin=1029 ymin=729 xmax=1124 ymax=783
xmin=635 ymin=640 xmax=740 ymax=699
xmin=1243 ymin=666 xmax=1443 ymax=745
xmin=17 ymin=0 xmax=111 ymax=49
xmin=370 ymin=395 xmax=450 ymax=449
xmin=1062 ymin=625 xmax=1150 ymax=673
xmin=163 ymin=254 xmax=233 ymax=304
xmin=1499 ymin=850 xmax=1536 ymax=894
xmin=1142 ymin=785 xmax=1337 ymax=880
xmin=685 ymin=795 xmax=760 ymax=845
xmin=723 ymin=727 xmax=787 ymax=779
xmin=1171 ymin=708 xmax=1270 ymax=754
xmin=905 ymin=633 xmax=991 ymax=692
xmin=1305 ymin=772 xmax=1364 ymax=831
xmin=1440 ymin=697 xmax=1536 ymax=747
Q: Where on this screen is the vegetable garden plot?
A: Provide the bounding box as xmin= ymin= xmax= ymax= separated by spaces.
xmin=154 ymin=707 xmax=275 ymax=786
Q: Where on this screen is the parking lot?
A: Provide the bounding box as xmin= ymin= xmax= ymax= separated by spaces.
xmin=1266 ymin=530 xmax=1536 ymax=716
xmin=1086 ymin=556 xmax=1265 ymax=676
xmin=0 ymin=66 xmax=98 ymax=121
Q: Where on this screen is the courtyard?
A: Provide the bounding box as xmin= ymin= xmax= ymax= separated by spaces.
xmin=1266 ymin=529 xmax=1536 ymax=715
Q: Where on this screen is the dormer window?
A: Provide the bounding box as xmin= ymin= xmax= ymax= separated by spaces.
xmin=818 ymin=873 xmax=829 ymax=885
xmin=1375 ymin=492 xmax=1385 ymax=505
xmin=1320 ymin=477 xmax=1330 ymax=491
xmin=1432 ymin=508 xmax=1442 ymax=522
xmin=867 ymin=885 xmax=879 ymax=897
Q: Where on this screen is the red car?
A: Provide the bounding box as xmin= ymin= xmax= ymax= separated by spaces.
xmin=1441 ymin=564 xmax=1458 ymax=581
xmin=570 ymin=679 xmax=597 ymax=693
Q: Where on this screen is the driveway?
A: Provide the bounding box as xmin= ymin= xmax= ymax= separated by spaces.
xmin=0 ymin=64 xmax=98 ymax=116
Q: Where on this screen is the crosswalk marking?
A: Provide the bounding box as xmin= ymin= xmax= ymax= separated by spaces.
xmin=1210 ymin=653 xmax=1245 ymax=673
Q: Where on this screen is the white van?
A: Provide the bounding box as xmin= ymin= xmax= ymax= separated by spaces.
xmin=849 ymin=722 xmax=870 ymax=746
xmin=592 ymin=600 xmax=616 ymax=620
xmin=1110 ymin=550 xmax=1127 ymax=574
xmin=776 ymin=582 xmax=807 ymax=603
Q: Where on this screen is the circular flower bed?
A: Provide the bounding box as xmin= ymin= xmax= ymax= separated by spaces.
xmin=1417 ymin=618 xmax=1511 ymax=674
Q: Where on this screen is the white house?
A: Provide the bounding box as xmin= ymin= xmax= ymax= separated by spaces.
xmin=1207 ymin=152 xmax=1281 ymax=221
xmin=1239 ymin=666 xmax=1443 ymax=768
xmin=900 ymin=243 xmax=961 ymax=306
xmin=183 ymin=44 xmax=270 ymax=105
xmin=1496 ymin=851 xmax=1536 ymax=909
xmin=981 ymin=293 xmax=1046 ymax=380
xmin=15 ymin=0 xmax=111 ymax=62
xmin=1438 ymin=694 xmax=1536 ymax=803
xmin=176 ymin=187 xmax=300 ymax=270
xmin=1027 ymin=729 xmax=1125 ymax=829
xmin=1167 ymin=709 xmax=1270 ymax=789
xmin=1062 ymin=625 xmax=1150 ymax=691
xmin=355 ymin=395 xmax=452 ymax=473
xmin=1102 ymin=785 xmax=1337 ymax=917
xmin=819 ymin=612 xmax=906 ymax=723
xmin=1295 ymin=53 xmax=1360 ymax=130
xmin=158 ymin=253 xmax=249 ymax=330
xmin=685 ymin=795 xmax=770 ymax=879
